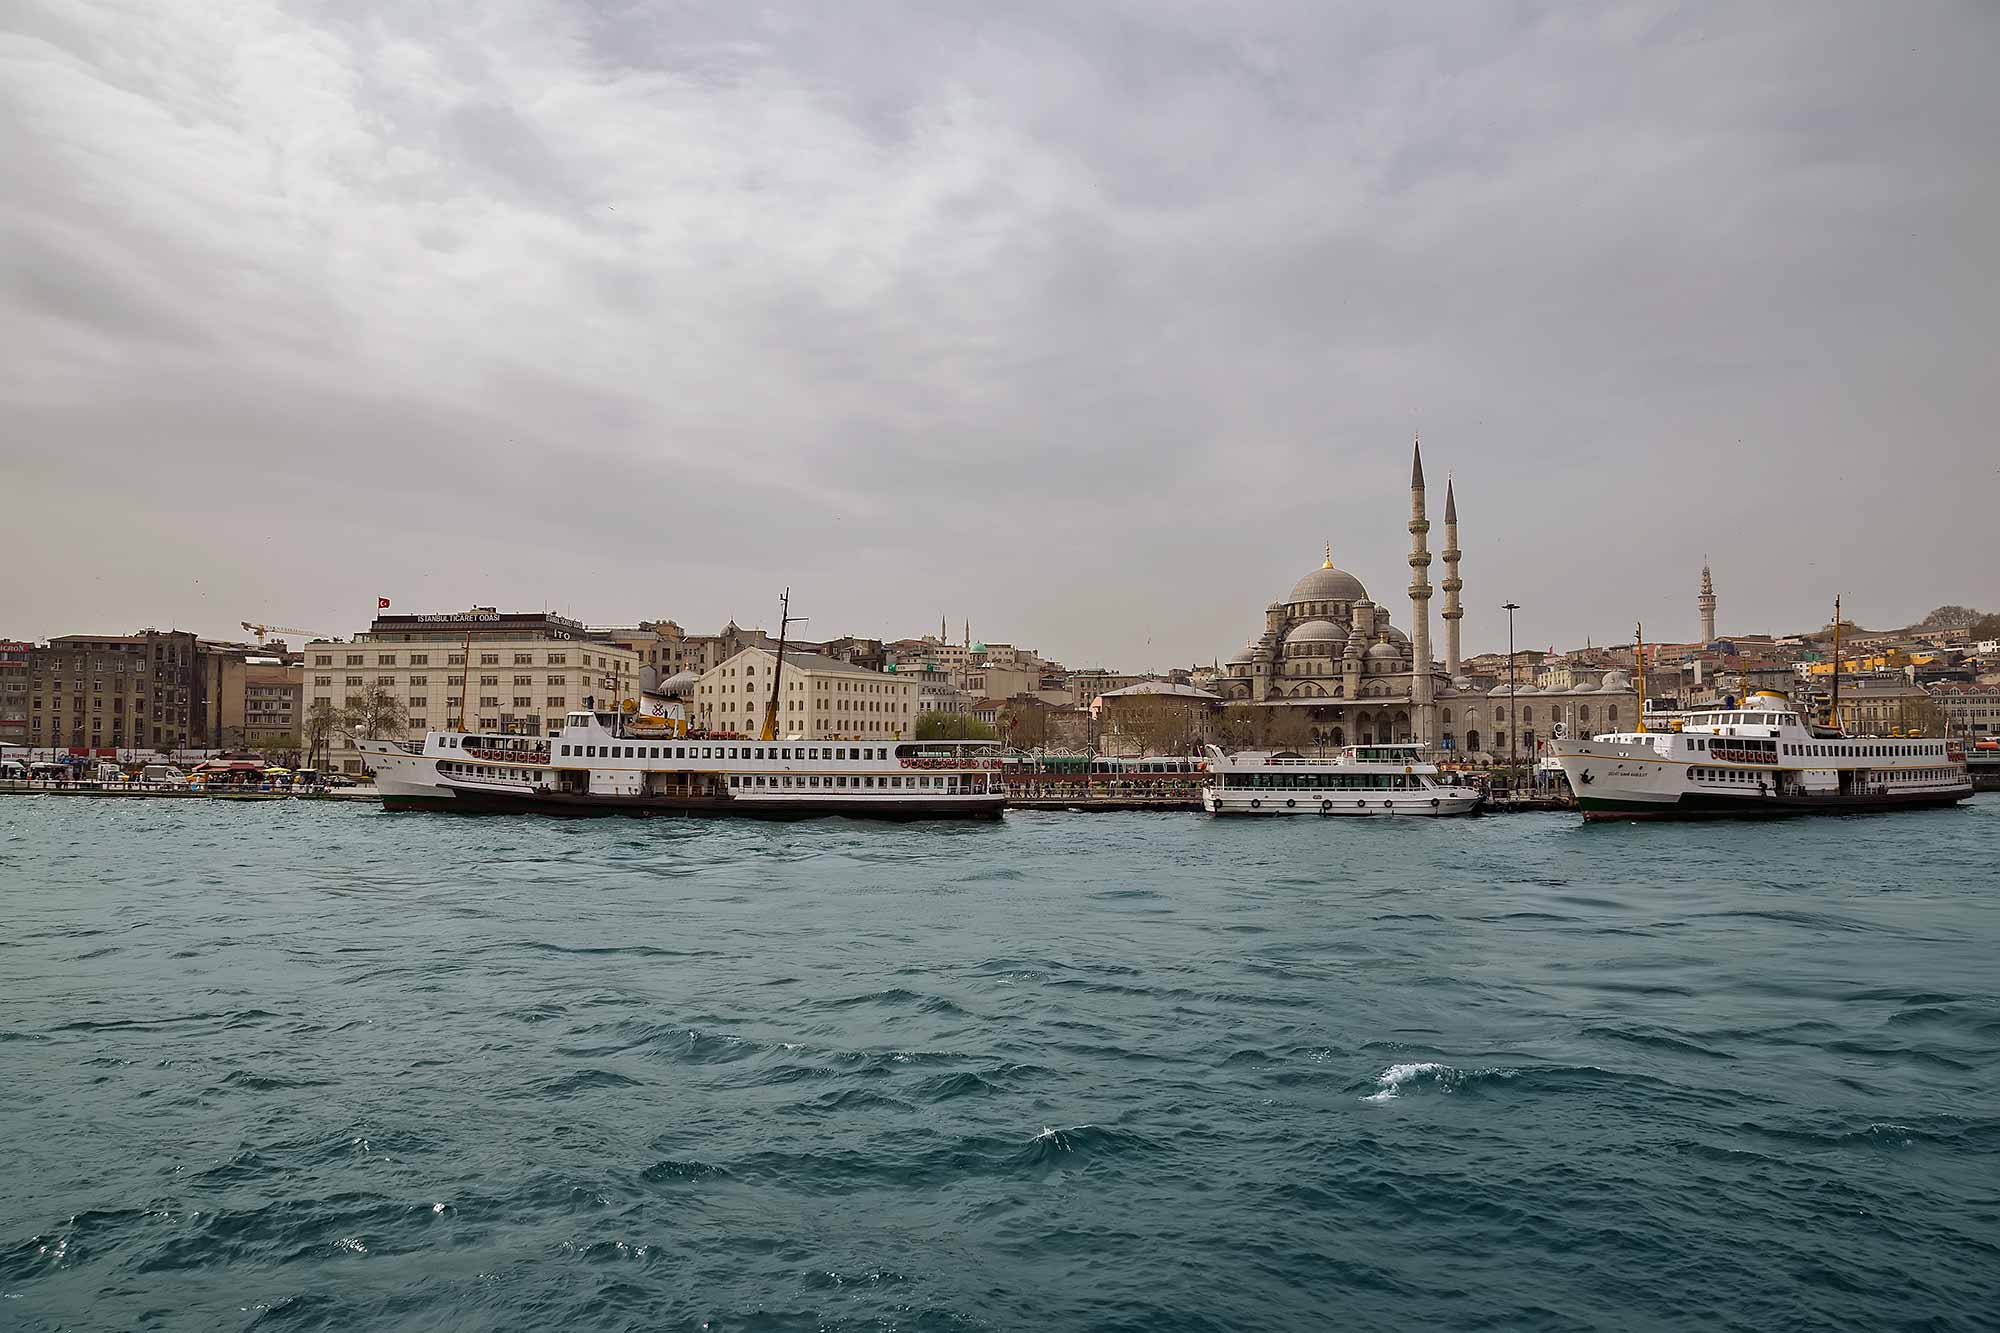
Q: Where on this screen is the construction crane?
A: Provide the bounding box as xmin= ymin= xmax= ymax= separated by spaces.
xmin=240 ymin=621 xmax=328 ymax=644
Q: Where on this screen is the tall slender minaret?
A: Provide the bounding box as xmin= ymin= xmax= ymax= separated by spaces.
xmin=1441 ymin=477 xmax=1463 ymax=679
xmin=1698 ymin=560 xmax=1717 ymax=643
xmin=1407 ymin=437 xmax=1434 ymax=745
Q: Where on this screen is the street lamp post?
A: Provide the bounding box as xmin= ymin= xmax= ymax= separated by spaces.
xmin=1502 ymin=602 xmax=1521 ymax=784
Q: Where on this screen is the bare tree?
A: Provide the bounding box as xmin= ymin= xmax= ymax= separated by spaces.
xmin=304 ymin=699 xmax=341 ymax=768
xmin=341 ymin=689 xmax=408 ymax=741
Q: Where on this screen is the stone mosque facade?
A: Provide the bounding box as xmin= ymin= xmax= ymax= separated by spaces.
xmin=1213 ymin=441 xmax=1636 ymax=756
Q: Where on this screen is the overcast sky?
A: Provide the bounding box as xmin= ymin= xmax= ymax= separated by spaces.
xmin=4 ymin=1 xmax=1995 ymax=667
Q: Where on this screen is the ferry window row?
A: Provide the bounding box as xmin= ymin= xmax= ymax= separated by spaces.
xmin=1780 ymin=742 xmax=1946 ymax=758
xmin=440 ymin=761 xmax=536 ymax=782
xmin=1222 ymin=773 xmax=1427 ymax=790
xmin=727 ymin=774 xmax=958 ymax=790
xmin=557 ymin=743 xmax=893 ymax=762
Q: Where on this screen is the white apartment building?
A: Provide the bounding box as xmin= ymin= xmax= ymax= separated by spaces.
xmin=693 ymin=647 xmax=917 ymax=740
xmin=305 ymin=610 xmax=639 ymax=774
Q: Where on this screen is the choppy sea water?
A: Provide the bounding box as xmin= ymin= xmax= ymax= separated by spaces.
xmin=3 ymin=796 xmax=1998 ymax=1331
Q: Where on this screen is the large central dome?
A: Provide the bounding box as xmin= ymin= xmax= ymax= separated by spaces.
xmin=1289 ymin=551 xmax=1367 ymax=603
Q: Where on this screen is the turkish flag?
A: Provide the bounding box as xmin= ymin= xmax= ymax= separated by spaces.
xmin=378 ymin=597 xmax=392 ymax=609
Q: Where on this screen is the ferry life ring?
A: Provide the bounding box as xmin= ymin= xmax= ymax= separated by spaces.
xmin=1250 ymin=799 xmax=1261 ymax=809
xmin=1321 ymin=800 xmax=1333 ymax=815
xmin=1286 ymin=798 xmax=1296 ymax=808
xmin=1356 ymin=800 xmax=1367 ymax=808
xmin=1431 ymin=797 xmax=1441 ymax=808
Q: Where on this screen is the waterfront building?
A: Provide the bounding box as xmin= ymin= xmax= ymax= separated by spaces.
xmin=0 ymin=640 xmax=28 ymax=746
xmin=214 ymin=655 xmax=304 ymax=753
xmin=304 ymin=610 xmax=639 ymax=775
xmin=1481 ymin=670 xmax=1638 ymax=758
xmin=1927 ymin=681 xmax=2000 ymax=737
xmin=691 ymin=646 xmax=916 ymax=739
xmin=1832 ymin=679 xmax=1945 ymax=737
xmin=899 ymin=662 xmax=968 ymax=719
xmin=1092 ymin=680 xmax=1223 ymax=758
xmin=26 ymin=630 xmax=208 ymax=755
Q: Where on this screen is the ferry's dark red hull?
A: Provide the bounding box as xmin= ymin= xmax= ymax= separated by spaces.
xmin=380 ymin=787 xmax=1004 ymax=821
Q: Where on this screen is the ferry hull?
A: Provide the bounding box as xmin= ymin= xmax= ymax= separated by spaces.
xmin=381 ymin=785 xmax=1005 ymax=821
xmin=1577 ymin=787 xmax=1972 ymax=822
xmin=1202 ymin=790 xmax=1483 ymax=817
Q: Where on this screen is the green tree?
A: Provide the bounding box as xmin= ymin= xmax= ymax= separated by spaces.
xmin=1967 ymin=612 xmax=2000 ymax=641
xmin=915 ymin=711 xmax=995 ymax=741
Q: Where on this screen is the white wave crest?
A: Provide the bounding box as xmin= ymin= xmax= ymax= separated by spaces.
xmin=1363 ymin=1061 xmax=1449 ymax=1102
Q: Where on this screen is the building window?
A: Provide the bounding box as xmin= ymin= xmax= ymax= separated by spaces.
xmin=514 ymin=654 xmax=533 ymax=665
xmin=346 ymin=654 xmax=364 ymax=666
xmin=546 ymin=696 xmax=566 ymax=708
xmin=480 ymin=675 xmax=498 ymax=686
xmin=480 ymin=654 xmax=499 ymax=666
xmin=513 ymin=675 xmax=533 ymax=685
xmin=378 ymin=654 xmax=397 ymax=666
xmin=480 ymin=696 xmax=499 ymax=707
xmin=409 ymin=654 xmax=428 ymax=666
xmin=314 ymin=655 xmax=332 ymax=667
xmin=346 ymin=675 xmax=363 ymax=686
xmin=513 ymin=696 xmax=532 ymax=708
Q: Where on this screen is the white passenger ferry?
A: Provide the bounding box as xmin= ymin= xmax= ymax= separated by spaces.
xmin=1200 ymin=744 xmax=1485 ymax=816
xmin=1548 ymin=691 xmax=1971 ymax=821
xmin=355 ymin=712 xmax=1007 ymax=819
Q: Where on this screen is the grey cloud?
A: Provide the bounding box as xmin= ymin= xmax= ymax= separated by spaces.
xmin=2 ymin=0 xmax=1995 ymax=662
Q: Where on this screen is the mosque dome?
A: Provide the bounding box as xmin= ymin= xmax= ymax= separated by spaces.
xmin=1228 ymin=639 xmax=1261 ymax=664
xmin=661 ymin=670 xmax=699 ymax=697
xmin=1383 ymin=625 xmax=1409 ymax=645
xmin=1288 ymin=549 xmax=1368 ymax=604
xmin=1285 ymin=619 xmax=1342 ymax=646
xmin=1366 ymin=642 xmax=1400 ymax=661
xmin=1599 ymin=669 xmax=1634 ymax=691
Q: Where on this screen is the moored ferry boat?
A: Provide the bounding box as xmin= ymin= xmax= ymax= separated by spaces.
xmin=1549 ymin=691 xmax=1971 ymax=821
xmin=355 ymin=711 xmax=1007 ymax=819
xmin=1200 ymin=743 xmax=1484 ymax=816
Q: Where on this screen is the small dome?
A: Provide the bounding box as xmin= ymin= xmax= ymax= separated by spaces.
xmin=1227 ymin=640 xmax=1261 ymax=664
xmin=1366 ymin=642 xmax=1400 ymax=660
xmin=1599 ymin=669 xmax=1633 ymax=691
xmin=1383 ymin=625 xmax=1409 ymax=645
xmin=1568 ymin=682 xmax=1595 ymax=695
xmin=1514 ymin=684 xmax=1542 ymax=695
xmin=1451 ymin=675 xmax=1476 ymax=691
xmin=661 ymin=670 xmax=699 ymax=697
xmin=1286 ymin=619 xmax=1342 ymax=646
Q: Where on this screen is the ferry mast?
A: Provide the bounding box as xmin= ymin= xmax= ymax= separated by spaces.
xmin=759 ymin=589 xmax=808 ymax=742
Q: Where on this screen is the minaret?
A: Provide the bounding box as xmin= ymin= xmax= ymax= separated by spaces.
xmin=1407 ymin=437 xmax=1434 ymax=745
xmin=1698 ymin=560 xmax=1717 ymax=643
xmin=1441 ymin=478 xmax=1463 ymax=678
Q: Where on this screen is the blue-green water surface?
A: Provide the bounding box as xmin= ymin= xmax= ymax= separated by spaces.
xmin=3 ymin=797 xmax=1998 ymax=1330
